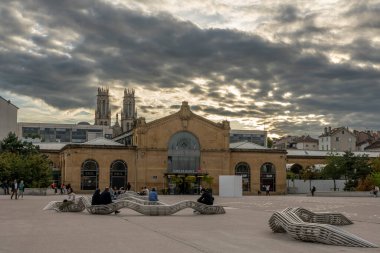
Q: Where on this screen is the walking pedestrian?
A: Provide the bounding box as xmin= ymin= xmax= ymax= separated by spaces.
xmin=10 ymin=179 xmax=18 ymax=200
xmin=311 ymin=186 xmax=316 ymax=197
xmin=18 ymin=180 xmax=25 ymax=198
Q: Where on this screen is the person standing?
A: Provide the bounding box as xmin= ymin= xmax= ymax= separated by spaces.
xmin=148 ymin=188 xmax=159 ymax=202
xmin=265 ymin=185 xmax=270 ymax=196
xmin=2 ymin=180 xmax=9 ymax=195
xmin=311 ymin=186 xmax=316 ymax=197
xmin=60 ymin=183 xmax=65 ymax=194
xmin=10 ymin=179 xmax=18 ymax=200
xmin=374 ymin=185 xmax=379 ymax=197
xmin=18 ymin=180 xmax=25 ymax=199
xmin=126 ymin=182 xmax=132 ymax=191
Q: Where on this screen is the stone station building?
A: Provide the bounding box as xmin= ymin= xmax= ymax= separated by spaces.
xmin=41 ymin=102 xmax=286 ymax=195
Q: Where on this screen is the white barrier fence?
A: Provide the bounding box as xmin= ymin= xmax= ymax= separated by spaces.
xmin=287 ymin=179 xmax=347 ymax=194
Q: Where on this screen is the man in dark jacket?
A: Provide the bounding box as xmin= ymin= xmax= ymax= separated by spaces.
xmin=91 ymin=189 xmax=101 ymax=205
xmin=197 ymin=188 xmax=214 ymax=205
xmin=99 ymin=187 xmax=112 ymax=205
xmin=99 ymin=187 xmax=119 ymax=214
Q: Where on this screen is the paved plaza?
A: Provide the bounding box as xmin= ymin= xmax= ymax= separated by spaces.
xmin=0 ymin=194 xmax=379 ymax=253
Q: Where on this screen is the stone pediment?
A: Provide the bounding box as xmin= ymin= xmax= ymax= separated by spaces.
xmin=140 ymin=101 xmax=230 ymax=131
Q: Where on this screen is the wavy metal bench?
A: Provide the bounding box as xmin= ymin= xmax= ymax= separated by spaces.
xmin=44 ymin=196 xmax=225 ymax=215
xmin=269 ymin=208 xmax=377 ymax=248
xmin=290 ymin=207 xmax=353 ymax=225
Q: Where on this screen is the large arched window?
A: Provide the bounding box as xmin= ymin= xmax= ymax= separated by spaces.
xmin=167 ymin=131 xmax=200 ymax=173
xmin=110 ymin=160 xmax=128 ymax=189
xmin=235 ymin=162 xmax=251 ymax=192
xmin=81 ymin=159 xmax=99 ymax=190
xmin=260 ymin=162 xmax=276 ymax=192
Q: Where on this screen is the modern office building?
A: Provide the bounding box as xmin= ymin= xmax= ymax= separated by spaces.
xmin=0 ymin=96 xmax=18 ymax=140
xmin=230 ymin=129 xmax=267 ymax=147
xmin=17 ymin=122 xmax=113 ymax=143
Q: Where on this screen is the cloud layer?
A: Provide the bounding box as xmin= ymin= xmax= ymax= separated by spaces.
xmin=0 ymin=0 xmax=379 ymax=137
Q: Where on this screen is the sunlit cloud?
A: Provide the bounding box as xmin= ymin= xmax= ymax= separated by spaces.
xmin=0 ymin=0 xmax=379 ymax=138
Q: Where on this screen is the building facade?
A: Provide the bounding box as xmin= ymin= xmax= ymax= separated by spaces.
xmin=319 ymin=126 xmax=356 ymax=151
xmin=18 ymin=122 xmax=113 ymax=143
xmin=0 ymin=96 xmax=18 ymax=140
xmin=230 ymin=129 xmax=267 ymax=147
xmin=41 ymin=102 xmax=287 ymax=195
xmin=294 ymin=135 xmax=319 ymax=150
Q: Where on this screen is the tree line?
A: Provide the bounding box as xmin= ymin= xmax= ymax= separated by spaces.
xmin=288 ymin=151 xmax=380 ymax=191
xmin=0 ymin=133 xmax=52 ymax=188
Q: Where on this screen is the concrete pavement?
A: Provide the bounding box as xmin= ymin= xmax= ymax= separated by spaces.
xmin=0 ymin=194 xmax=379 ymax=253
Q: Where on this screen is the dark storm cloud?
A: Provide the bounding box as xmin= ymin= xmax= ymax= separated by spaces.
xmin=189 ymin=85 xmax=204 ymax=95
xmin=276 ymin=5 xmax=299 ymax=23
xmin=0 ymin=0 xmax=380 ymax=136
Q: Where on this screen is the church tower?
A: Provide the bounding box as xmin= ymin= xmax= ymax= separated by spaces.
xmin=95 ymin=87 xmax=111 ymax=126
xmin=121 ymin=88 xmax=137 ymax=132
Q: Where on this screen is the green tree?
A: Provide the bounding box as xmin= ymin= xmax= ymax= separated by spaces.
xmin=0 ymin=133 xmax=52 ymax=187
xmin=352 ymin=153 xmax=371 ymax=181
xmin=300 ymin=166 xmax=320 ymax=191
xmin=322 ymin=153 xmax=345 ymax=191
xmin=0 ymin=132 xmax=39 ymax=155
xmin=371 ymin=157 xmax=380 ymax=173
xmin=372 ymin=172 xmax=380 ymax=186
xmin=267 ymin=137 xmax=273 ymax=148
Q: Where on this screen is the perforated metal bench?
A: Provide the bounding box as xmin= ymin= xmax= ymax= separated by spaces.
xmin=44 ymin=195 xmax=225 ymax=215
xmin=268 ymin=207 xmax=377 ymax=248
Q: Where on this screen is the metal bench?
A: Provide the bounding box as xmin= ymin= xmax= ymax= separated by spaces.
xmin=268 ymin=207 xmax=377 ymax=248
xmin=44 ymin=195 xmax=225 ymax=216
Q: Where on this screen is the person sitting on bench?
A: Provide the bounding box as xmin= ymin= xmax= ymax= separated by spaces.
xmin=197 ymin=188 xmax=214 ymax=205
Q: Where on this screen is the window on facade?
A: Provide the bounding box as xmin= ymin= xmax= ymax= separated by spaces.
xmin=167 ymin=131 xmax=200 ymax=173
xmin=336 ymin=137 xmax=339 ymax=141
xmin=260 ymin=163 xmax=276 ymax=192
xmin=110 ymin=160 xmax=127 ymax=189
xmin=235 ymin=162 xmax=251 ymax=191
xmin=342 ymin=131 xmax=345 ymax=134
xmin=81 ymin=160 xmax=99 ymax=190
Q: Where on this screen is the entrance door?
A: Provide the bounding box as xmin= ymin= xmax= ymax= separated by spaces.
xmin=260 ymin=163 xmax=276 ymax=192
xmin=110 ymin=160 xmax=127 ymax=190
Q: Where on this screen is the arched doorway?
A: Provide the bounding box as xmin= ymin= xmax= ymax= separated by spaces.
xmin=260 ymin=162 xmax=276 ymax=192
xmin=235 ymin=162 xmax=251 ymax=192
xmin=167 ymin=131 xmax=201 ymax=194
xmin=290 ymin=164 xmax=303 ymax=179
xmin=110 ymin=160 xmax=127 ymax=190
xmin=81 ymin=159 xmax=99 ymax=190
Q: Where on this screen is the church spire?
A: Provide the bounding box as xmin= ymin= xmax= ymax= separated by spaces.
xmin=94 ymin=87 xmax=111 ymax=126
xmin=121 ymin=88 xmax=137 ymax=132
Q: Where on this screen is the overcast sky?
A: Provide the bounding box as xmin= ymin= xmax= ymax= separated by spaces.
xmin=1 ymin=0 xmax=379 ymax=138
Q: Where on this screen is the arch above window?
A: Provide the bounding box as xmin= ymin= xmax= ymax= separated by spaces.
xmin=261 ymin=162 xmax=276 ymax=174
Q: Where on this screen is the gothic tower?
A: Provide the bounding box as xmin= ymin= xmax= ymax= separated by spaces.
xmin=95 ymin=87 xmax=111 ymax=126
xmin=121 ymin=88 xmax=137 ymax=132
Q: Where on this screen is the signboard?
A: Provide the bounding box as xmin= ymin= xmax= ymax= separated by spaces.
xmin=111 ymin=171 xmax=125 ymax=177
xmin=83 ymin=171 xmax=97 ymax=176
